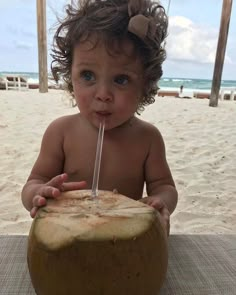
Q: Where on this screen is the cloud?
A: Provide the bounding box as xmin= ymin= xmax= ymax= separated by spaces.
xmin=14 ymin=41 xmax=33 ymax=50
xmin=166 ymin=16 xmax=232 ymax=65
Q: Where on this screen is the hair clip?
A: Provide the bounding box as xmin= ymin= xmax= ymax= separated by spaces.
xmin=128 ymin=14 xmax=151 ymax=40
xmin=127 ymin=0 xmax=167 ymax=43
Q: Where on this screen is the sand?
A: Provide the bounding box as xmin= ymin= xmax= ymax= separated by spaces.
xmin=0 ymin=89 xmax=235 ymax=235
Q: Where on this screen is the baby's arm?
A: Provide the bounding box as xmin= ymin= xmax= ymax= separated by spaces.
xmin=141 ymin=127 xmax=178 ymax=234
xmin=21 ymin=118 xmax=86 ymax=217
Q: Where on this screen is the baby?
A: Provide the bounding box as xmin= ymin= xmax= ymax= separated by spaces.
xmin=21 ymin=0 xmax=178 ymax=235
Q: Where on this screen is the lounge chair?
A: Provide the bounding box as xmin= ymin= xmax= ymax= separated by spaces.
xmin=2 ymin=74 xmax=29 ymax=91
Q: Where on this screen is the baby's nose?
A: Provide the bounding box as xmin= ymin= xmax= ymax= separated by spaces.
xmin=95 ymin=83 xmax=113 ymax=102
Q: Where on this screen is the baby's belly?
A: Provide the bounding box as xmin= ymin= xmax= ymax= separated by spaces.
xmin=66 ymin=169 xmax=144 ymax=200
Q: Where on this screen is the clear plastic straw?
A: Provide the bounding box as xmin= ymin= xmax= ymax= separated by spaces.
xmin=91 ymin=120 xmax=105 ymax=198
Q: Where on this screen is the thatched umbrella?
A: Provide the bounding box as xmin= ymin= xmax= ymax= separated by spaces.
xmin=37 ymin=0 xmax=48 ymax=93
xmin=209 ymin=0 xmax=233 ymax=107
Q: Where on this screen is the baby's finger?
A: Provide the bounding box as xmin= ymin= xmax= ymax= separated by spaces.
xmin=158 ymin=214 xmax=170 ymax=236
xmin=152 ymin=201 xmax=164 ymax=211
xmin=145 ymin=198 xmax=164 ymax=210
xmin=139 ymin=197 xmax=153 ymax=205
xmin=39 ymin=186 xmax=61 ymax=198
xmin=160 ymin=208 xmax=170 ymax=236
xmin=161 ymin=207 xmax=170 ymax=219
xmin=30 ymin=207 xmax=38 ymax=218
xmin=62 ymin=181 xmax=87 ymax=191
xmin=32 ymin=195 xmax=47 ymax=208
xmin=47 ymin=173 xmax=68 ymax=189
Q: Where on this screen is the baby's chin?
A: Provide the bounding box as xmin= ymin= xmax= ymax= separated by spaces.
xmin=104 ymin=118 xmax=135 ymax=131
xmin=86 ymin=113 xmax=135 ymax=131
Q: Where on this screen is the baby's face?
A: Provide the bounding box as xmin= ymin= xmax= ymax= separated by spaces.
xmin=71 ymin=37 xmax=144 ymax=130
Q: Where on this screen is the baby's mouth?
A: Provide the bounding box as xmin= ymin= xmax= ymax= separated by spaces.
xmin=96 ymin=111 xmax=112 ymax=117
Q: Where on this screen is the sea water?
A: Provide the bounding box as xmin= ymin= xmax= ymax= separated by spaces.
xmin=158 ymin=77 xmax=236 ymax=92
xmin=1 ymin=71 xmax=236 ymax=92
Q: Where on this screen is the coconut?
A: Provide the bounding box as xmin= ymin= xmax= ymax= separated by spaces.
xmin=27 ymin=190 xmax=168 ymax=295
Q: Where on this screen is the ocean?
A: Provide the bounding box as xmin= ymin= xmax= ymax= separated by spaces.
xmin=1 ymin=71 xmax=236 ymax=92
xmin=158 ymin=77 xmax=236 ymax=93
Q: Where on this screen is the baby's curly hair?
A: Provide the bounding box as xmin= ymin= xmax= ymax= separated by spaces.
xmin=51 ymin=0 xmax=168 ymax=113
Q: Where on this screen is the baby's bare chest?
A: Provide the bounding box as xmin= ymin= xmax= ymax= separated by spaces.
xmin=62 ymin=133 xmax=149 ymax=197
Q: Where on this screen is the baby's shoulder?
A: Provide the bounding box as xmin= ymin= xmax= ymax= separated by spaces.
xmin=48 ymin=114 xmax=79 ymax=128
xmin=44 ymin=114 xmax=80 ymax=136
xmin=135 ymin=117 xmax=162 ymax=137
xmin=133 ymin=119 xmax=166 ymax=155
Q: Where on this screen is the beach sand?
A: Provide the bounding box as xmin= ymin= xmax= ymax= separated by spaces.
xmin=0 ymin=89 xmax=235 ymax=235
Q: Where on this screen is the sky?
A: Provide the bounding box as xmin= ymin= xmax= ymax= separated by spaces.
xmin=0 ymin=0 xmax=235 ymax=80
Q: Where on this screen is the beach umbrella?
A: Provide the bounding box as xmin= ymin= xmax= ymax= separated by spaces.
xmin=37 ymin=0 xmax=48 ymax=93
xmin=209 ymin=0 xmax=233 ymax=107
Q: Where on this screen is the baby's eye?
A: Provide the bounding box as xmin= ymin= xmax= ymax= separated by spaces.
xmin=80 ymin=70 xmax=95 ymax=82
xmin=114 ymin=75 xmax=129 ymax=85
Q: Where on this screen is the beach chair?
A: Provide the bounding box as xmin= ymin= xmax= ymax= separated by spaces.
xmin=3 ymin=74 xmax=29 ymax=91
xmin=157 ymin=90 xmax=179 ymax=97
xmin=220 ymin=88 xmax=236 ymax=100
xmin=0 ymin=77 xmax=6 ymax=89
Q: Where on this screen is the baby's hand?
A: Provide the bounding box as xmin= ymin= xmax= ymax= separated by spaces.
xmin=30 ymin=173 xmax=86 ymax=218
xmin=140 ymin=196 xmax=170 ymax=236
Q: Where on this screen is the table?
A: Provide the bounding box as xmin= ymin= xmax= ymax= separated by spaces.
xmin=0 ymin=235 xmax=235 ymax=294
